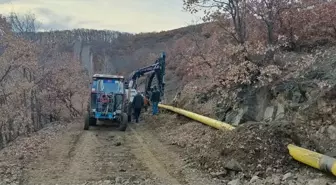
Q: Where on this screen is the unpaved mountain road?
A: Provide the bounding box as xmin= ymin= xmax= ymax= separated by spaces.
xmin=18 ymin=122 xmax=221 ymax=185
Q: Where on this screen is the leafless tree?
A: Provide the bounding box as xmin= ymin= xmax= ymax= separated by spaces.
xmin=8 ymin=11 xmax=41 ymax=40
xmin=184 ymin=0 xmax=248 ymax=45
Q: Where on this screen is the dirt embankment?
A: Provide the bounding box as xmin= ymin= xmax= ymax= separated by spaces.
xmin=144 ymin=113 xmax=336 ymax=184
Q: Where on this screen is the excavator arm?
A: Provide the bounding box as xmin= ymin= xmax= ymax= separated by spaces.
xmin=126 ymin=52 xmax=166 ymax=99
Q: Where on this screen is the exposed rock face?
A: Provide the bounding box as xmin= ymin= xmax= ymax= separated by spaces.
xmin=216 ymin=80 xmax=325 ymax=125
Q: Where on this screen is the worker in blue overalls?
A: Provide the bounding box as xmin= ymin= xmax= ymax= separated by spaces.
xmin=150 ymin=86 xmax=160 ymax=115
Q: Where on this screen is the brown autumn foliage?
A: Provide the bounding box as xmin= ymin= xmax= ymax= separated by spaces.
xmin=176 ymin=0 xmax=336 ymax=96
xmin=0 ymin=15 xmax=89 ymax=149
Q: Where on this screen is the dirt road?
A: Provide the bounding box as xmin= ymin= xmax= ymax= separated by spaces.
xmin=18 ymin=122 xmax=221 ymax=185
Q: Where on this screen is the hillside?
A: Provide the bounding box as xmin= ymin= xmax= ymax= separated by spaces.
xmin=32 ymin=25 xmax=206 ymax=100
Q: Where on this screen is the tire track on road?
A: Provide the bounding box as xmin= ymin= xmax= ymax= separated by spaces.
xmin=129 ymin=126 xmax=183 ymax=185
xmin=130 ymin=124 xmax=222 ymax=185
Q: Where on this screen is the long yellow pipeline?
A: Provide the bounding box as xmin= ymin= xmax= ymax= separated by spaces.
xmin=158 ymin=104 xmax=235 ymax=131
xmin=158 ymin=103 xmax=336 ymax=177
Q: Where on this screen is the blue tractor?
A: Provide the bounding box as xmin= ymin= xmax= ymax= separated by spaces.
xmin=84 ymin=74 xmax=128 ymax=131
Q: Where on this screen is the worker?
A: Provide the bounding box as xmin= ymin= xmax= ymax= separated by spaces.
xmin=132 ymin=92 xmax=144 ymax=123
xmin=150 ymin=86 xmax=160 ymax=115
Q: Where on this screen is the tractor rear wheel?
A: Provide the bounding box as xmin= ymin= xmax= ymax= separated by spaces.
xmin=84 ymin=114 xmax=90 ymax=130
xmin=118 ymin=113 xmax=128 ymax=131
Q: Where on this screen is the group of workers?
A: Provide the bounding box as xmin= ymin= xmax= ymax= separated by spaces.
xmin=131 ymin=86 xmax=161 ymax=123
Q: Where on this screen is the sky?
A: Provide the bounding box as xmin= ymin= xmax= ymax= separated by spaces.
xmin=0 ymin=0 xmax=203 ymax=33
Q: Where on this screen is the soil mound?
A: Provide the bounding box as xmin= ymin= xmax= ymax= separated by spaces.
xmin=145 ymin=114 xmax=309 ymax=176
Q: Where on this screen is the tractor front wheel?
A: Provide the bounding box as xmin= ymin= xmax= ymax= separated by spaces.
xmin=118 ymin=113 xmax=128 ymax=131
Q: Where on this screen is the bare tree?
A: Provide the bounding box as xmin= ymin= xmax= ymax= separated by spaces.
xmin=183 ymin=0 xmax=248 ymax=45
xmin=7 ymin=11 xmax=41 ymax=40
xmin=246 ymin=0 xmax=294 ymax=46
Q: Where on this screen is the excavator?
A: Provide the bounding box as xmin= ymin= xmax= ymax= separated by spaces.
xmin=124 ymin=52 xmax=166 ymax=122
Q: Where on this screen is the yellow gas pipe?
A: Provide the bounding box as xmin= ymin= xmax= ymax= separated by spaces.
xmin=158 ymin=104 xmax=235 ymax=131
xmin=287 ymin=144 xmax=336 ymax=176
xmin=158 ymin=103 xmax=336 ymax=177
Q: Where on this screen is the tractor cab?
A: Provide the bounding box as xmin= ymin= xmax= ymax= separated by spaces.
xmin=85 ymin=74 xmax=128 ymax=131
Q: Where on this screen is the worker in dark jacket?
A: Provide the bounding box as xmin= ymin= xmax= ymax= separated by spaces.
xmin=150 ymin=86 xmax=161 ymax=115
xmin=132 ymin=92 xmax=144 ymax=123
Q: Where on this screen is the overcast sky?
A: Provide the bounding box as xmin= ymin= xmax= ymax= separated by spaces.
xmin=0 ymin=0 xmax=203 ymax=33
